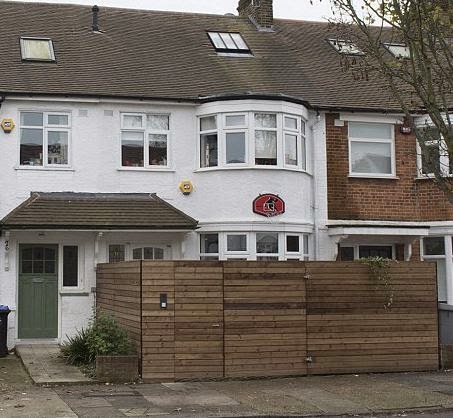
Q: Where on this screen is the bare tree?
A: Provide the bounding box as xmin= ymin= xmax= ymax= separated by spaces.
xmin=317 ymin=0 xmax=453 ymax=199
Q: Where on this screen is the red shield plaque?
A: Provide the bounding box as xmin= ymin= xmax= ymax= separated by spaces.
xmin=253 ymin=194 xmax=285 ymax=217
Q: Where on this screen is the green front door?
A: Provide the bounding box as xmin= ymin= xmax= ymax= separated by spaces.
xmin=18 ymin=245 xmax=58 ymax=339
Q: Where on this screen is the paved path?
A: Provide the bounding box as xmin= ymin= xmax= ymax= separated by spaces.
xmin=16 ymin=344 xmax=91 ymax=385
xmin=4 ymin=353 xmax=453 ymax=417
xmin=0 ymin=354 xmax=76 ymax=417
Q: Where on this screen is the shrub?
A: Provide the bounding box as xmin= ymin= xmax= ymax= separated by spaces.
xmin=61 ymin=327 xmax=94 ymax=366
xmin=87 ymin=312 xmax=135 ymax=359
xmin=61 ymin=311 xmax=135 ymax=366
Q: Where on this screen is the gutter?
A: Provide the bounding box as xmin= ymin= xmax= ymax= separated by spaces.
xmin=2 ymin=90 xmax=435 ymax=114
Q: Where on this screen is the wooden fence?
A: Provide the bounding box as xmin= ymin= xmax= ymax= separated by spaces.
xmin=97 ymin=261 xmax=439 ymax=381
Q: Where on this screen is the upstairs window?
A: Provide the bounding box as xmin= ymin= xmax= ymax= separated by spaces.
xmin=383 ymin=43 xmax=410 ymax=59
xmin=328 ymin=39 xmax=364 ymax=55
xmin=207 ymin=32 xmax=251 ymax=55
xmin=198 ymin=112 xmax=307 ymax=171
xmin=348 ymin=122 xmax=395 ymax=177
xmin=20 ymin=37 xmax=55 ymax=62
xmin=20 ymin=112 xmax=70 ymax=167
xmin=121 ymin=113 xmax=170 ymax=169
xmin=417 ymin=126 xmax=452 ymax=176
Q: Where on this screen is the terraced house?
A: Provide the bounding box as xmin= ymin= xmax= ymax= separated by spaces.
xmin=0 ymin=0 xmax=451 ymax=347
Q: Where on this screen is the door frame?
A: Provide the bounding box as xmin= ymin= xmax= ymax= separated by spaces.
xmin=17 ymin=243 xmax=59 ymax=340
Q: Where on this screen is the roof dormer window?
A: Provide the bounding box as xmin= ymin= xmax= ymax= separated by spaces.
xmin=383 ymin=43 xmax=410 ymax=59
xmin=207 ymin=32 xmax=251 ymax=55
xmin=20 ymin=37 xmax=55 ymax=62
xmin=328 ymin=39 xmax=364 ymax=56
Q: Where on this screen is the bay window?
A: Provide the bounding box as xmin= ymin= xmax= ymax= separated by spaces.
xmin=348 ymin=122 xmax=395 ymax=177
xmin=20 ymin=112 xmax=70 ymax=167
xmin=198 ymin=111 xmax=307 ymax=170
xmin=199 ymin=232 xmax=310 ymax=261
xmin=121 ymin=113 xmax=170 ymax=168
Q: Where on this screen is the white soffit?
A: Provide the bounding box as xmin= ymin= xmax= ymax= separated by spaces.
xmin=340 ymin=113 xmax=404 ymax=125
xmin=328 ymin=226 xmax=430 ymax=237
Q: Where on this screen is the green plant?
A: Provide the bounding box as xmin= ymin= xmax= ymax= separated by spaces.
xmin=87 ymin=312 xmax=135 ymax=358
xmin=61 ymin=310 xmax=135 ymax=367
xmin=60 ymin=327 xmax=94 ymax=366
xmin=360 ymin=256 xmax=394 ymax=310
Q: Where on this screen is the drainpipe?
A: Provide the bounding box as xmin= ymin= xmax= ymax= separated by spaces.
xmin=445 ymin=235 xmax=453 ymax=305
xmin=309 ymin=112 xmax=322 ymax=260
xmin=0 ymin=95 xmax=5 ymax=111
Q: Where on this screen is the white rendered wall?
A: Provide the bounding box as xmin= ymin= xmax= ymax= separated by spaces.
xmin=0 ymin=97 xmax=326 ymax=344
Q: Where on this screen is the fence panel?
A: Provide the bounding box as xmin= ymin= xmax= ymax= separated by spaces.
xmin=306 ymin=262 xmax=439 ymax=374
xmin=223 ymin=262 xmax=308 ymax=377
xmin=96 ymin=262 xmax=142 ymax=353
xmin=174 ymin=261 xmax=224 ymax=379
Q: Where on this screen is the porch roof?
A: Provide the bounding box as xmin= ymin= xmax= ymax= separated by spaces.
xmin=0 ymin=192 xmax=198 ymax=231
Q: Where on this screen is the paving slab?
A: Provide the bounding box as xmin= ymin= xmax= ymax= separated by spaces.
xmin=0 ymin=355 xmax=77 ymax=418
xmin=16 ymin=344 xmax=91 ymax=385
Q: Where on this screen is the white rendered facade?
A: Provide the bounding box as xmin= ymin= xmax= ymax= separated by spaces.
xmin=0 ymin=97 xmax=332 ymax=347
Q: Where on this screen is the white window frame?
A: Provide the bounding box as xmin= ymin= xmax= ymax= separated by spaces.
xmin=283 ymin=116 xmax=305 ymax=169
xmin=197 ymin=112 xmax=307 ymax=172
xmin=348 ymin=122 xmax=396 ymax=178
xmin=339 ymin=244 xmax=396 ymax=260
xmin=131 ymin=245 xmax=167 ymax=260
xmin=416 ymin=138 xmax=450 ymax=178
xmin=19 ymin=111 xmax=71 ymax=168
xmin=199 ymin=233 xmax=220 ymax=260
xmin=421 ymin=236 xmax=450 ymax=302
xmin=199 ymin=115 xmax=219 ymax=169
xmin=225 ymin=233 xmax=250 ymax=258
xmin=20 ymin=37 xmax=56 ymax=62
xmin=60 ymin=244 xmax=85 ymax=291
xmin=120 ymin=112 xmax=171 ymax=170
xmin=223 ymin=113 xmax=249 ymax=167
xmin=199 ymin=232 xmax=310 ymax=261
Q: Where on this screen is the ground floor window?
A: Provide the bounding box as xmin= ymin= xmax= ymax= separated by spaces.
xmin=339 ymin=245 xmax=394 ymax=261
xmin=109 ymin=243 xmax=168 ymax=262
xmin=63 ymin=246 xmax=79 ymax=287
xmin=199 ymin=232 xmax=310 ymax=261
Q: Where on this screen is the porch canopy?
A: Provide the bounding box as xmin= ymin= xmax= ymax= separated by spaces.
xmin=328 ymin=220 xmax=430 ymax=261
xmin=0 ymin=192 xmax=198 ymax=231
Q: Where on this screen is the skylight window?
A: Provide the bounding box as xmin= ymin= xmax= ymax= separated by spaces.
xmin=207 ymin=32 xmax=251 ymax=54
xmin=383 ymin=43 xmax=410 ymax=59
xmin=20 ymin=37 xmax=55 ymax=62
xmin=328 ymin=39 xmax=364 ymax=56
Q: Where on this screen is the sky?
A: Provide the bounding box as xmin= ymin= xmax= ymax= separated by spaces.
xmin=11 ymin=0 xmax=337 ymax=21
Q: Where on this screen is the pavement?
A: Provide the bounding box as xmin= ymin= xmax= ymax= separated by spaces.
xmin=3 ymin=353 xmax=453 ymax=417
xmin=16 ymin=344 xmax=91 ymax=385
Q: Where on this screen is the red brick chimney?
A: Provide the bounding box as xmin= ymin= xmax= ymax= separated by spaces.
xmin=238 ymin=0 xmax=273 ymax=30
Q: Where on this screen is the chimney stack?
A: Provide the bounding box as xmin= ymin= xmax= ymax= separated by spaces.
xmin=238 ymin=0 xmax=273 ymax=30
xmin=92 ymin=5 xmax=100 ymax=32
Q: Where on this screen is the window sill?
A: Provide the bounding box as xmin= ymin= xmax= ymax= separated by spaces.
xmin=117 ymin=167 xmax=175 ymax=173
xmin=348 ymin=174 xmax=399 ymax=180
xmin=194 ymin=166 xmax=311 ymax=175
xmin=15 ymin=166 xmax=74 ymax=172
xmin=60 ymin=291 xmax=90 ymax=296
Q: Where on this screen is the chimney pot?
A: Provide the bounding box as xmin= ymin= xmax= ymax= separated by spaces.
xmin=238 ymin=0 xmax=273 ymax=30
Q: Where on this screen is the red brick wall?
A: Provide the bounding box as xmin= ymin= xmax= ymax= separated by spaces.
xmin=327 ymin=113 xmax=453 ymax=221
